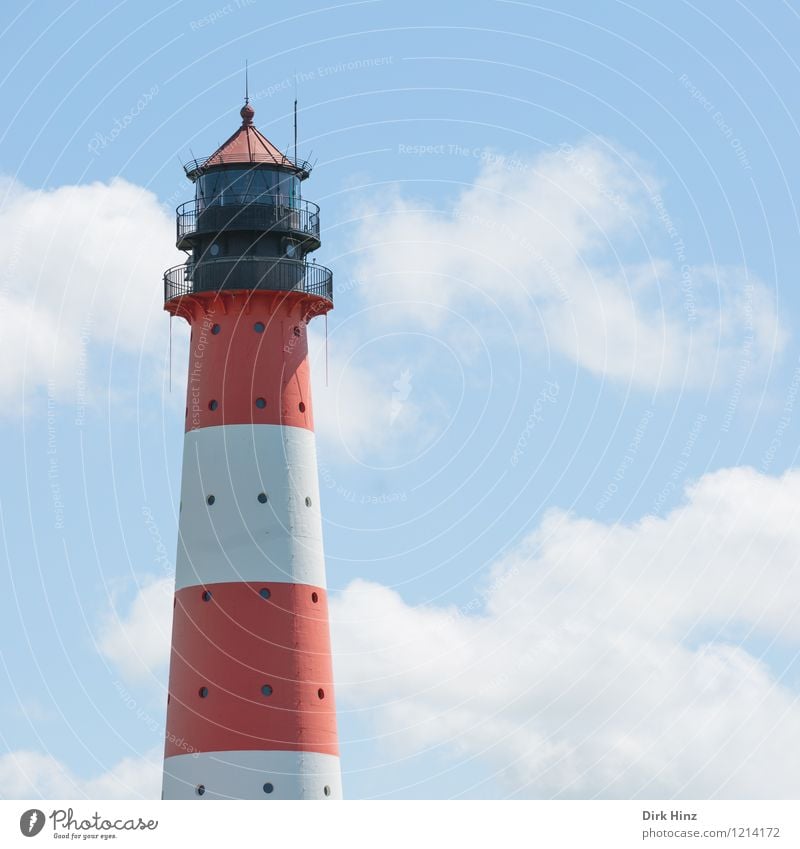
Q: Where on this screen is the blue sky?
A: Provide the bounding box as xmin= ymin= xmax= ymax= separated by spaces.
xmin=1 ymin=0 xmax=800 ymax=799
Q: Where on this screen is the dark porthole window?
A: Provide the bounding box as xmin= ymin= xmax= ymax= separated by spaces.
xmin=196 ymin=784 xmax=206 ymax=797
xmin=261 ymin=684 xmax=273 ymax=697
xmin=211 ymin=324 xmax=221 ymax=335
xmin=206 ymin=495 xmax=216 ymax=505
xmin=255 ymin=397 xmax=266 ymax=409
xmin=202 ymin=590 xmax=212 ymax=602
xmin=298 ymin=402 xmax=306 ymax=413
xmin=199 ymin=686 xmax=209 ymax=698
xmin=323 ymin=785 xmax=331 ymax=797
xmin=263 ymin=782 xmax=274 ymax=795
xmin=257 ymin=492 xmax=268 ymax=504
xmin=317 ymin=688 xmax=325 ymax=700
xmin=259 ymin=587 xmax=271 ymax=600
xmin=311 ymin=592 xmax=319 ymax=604
xmin=305 ymin=497 xmax=312 ymax=507
xmin=208 ymin=400 xmax=218 ymax=411
xmin=254 ymin=322 xmax=265 ymax=333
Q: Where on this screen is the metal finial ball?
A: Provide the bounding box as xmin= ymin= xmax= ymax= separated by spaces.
xmin=240 ymin=102 xmax=255 ymax=125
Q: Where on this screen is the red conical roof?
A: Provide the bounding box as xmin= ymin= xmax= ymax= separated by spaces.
xmin=187 ymin=102 xmax=308 ymax=177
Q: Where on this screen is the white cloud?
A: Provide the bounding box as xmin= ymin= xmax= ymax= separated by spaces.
xmin=330 ymin=465 xmax=800 ymax=798
xmin=0 ymin=174 xmax=425 ymax=454
xmin=0 ymin=747 xmax=161 ymax=799
xmin=96 ymin=576 xmax=172 ymax=683
xmin=88 ymin=466 xmax=800 ymax=799
xmin=0 ymin=177 xmax=181 ymax=407
xmin=310 ymin=327 xmax=431 ymax=461
xmin=351 ymin=142 xmax=784 ymax=389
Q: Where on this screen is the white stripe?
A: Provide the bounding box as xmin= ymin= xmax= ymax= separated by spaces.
xmin=175 ymin=424 xmax=326 ymax=590
xmin=163 ymin=750 xmax=342 ymax=800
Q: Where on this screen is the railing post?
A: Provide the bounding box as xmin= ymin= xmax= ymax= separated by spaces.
xmin=163 ymin=258 xmax=332 ymax=305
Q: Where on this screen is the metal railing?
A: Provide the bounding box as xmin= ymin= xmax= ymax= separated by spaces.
xmin=183 ymin=153 xmax=312 ymax=179
xmin=176 ymin=195 xmax=320 ymax=245
xmin=163 ymin=257 xmax=333 ymax=304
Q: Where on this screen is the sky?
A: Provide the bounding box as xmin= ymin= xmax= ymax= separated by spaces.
xmin=0 ymin=0 xmax=799 ymax=800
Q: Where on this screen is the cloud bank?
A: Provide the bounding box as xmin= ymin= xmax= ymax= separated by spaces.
xmin=0 ymin=747 xmax=161 ymax=799
xmin=351 ymin=142 xmax=783 ymax=390
xmin=0 ymin=177 xmax=180 ymax=407
xmin=331 ymin=465 xmax=800 ymax=798
xmin=87 ymin=465 xmax=800 ymax=798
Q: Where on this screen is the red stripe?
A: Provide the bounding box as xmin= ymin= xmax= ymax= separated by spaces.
xmin=164 ymin=581 xmax=338 ymax=758
xmin=168 ymin=290 xmax=328 ymax=433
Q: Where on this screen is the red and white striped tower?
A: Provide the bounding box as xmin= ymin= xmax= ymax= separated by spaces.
xmin=160 ymin=98 xmax=341 ymax=800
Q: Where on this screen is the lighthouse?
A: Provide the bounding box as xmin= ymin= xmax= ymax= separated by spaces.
xmin=160 ymin=96 xmax=341 ymax=800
